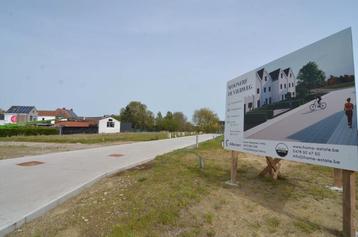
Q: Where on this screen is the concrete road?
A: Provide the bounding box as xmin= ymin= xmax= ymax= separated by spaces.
xmin=246 ymin=87 xmax=357 ymax=145
xmin=0 ymin=134 xmax=218 ymax=236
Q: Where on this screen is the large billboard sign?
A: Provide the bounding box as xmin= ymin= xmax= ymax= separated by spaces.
xmin=224 ymin=28 xmax=358 ymax=171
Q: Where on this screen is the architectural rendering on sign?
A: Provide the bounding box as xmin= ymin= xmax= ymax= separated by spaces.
xmin=225 ymin=28 xmax=358 ymax=171
xmin=244 ymin=67 xmax=296 ymax=113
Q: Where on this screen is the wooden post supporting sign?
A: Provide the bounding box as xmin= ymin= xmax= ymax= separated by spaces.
xmin=333 ymin=168 xmax=343 ymax=188
xmin=259 ymin=156 xmax=282 ymax=180
xmin=231 ymin=151 xmax=238 ymax=184
xmin=342 ymin=169 xmax=355 ymax=237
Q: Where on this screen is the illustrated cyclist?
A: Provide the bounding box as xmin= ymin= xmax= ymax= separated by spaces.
xmin=316 ymin=95 xmax=322 ymax=106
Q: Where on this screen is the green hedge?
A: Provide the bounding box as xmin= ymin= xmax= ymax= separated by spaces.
xmin=244 ymin=112 xmax=268 ymax=131
xmin=304 ymin=93 xmax=325 ymax=102
xmin=0 ymin=127 xmax=59 ymax=137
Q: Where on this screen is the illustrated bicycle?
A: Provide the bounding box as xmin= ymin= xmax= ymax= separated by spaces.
xmin=309 ymin=100 xmax=327 ymax=111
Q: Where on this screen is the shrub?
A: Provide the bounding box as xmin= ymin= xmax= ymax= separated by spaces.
xmin=0 ymin=127 xmax=58 ymax=137
xmin=244 ymin=112 xmax=268 ymax=130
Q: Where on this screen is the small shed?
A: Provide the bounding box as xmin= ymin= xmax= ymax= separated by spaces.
xmin=98 ymin=117 xmax=120 ymax=134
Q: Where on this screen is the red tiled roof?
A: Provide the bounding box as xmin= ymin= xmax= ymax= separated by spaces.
xmin=38 ymin=110 xmax=57 ymax=116
xmin=38 ymin=108 xmax=77 ymax=118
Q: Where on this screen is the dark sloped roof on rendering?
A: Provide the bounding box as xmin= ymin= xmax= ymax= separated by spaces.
xmin=283 ymin=68 xmax=291 ymax=76
xmin=6 ymin=106 xmax=36 ymax=114
xmin=269 ymin=69 xmax=281 ymax=81
xmin=256 ymin=68 xmax=264 ymax=79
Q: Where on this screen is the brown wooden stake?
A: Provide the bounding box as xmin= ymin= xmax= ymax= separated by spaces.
xmin=333 ymin=168 xmax=343 ymax=188
xmin=259 ymin=156 xmax=281 ymax=180
xmin=342 ymin=170 xmax=355 ymax=237
xmin=231 ymin=151 xmax=238 ymax=183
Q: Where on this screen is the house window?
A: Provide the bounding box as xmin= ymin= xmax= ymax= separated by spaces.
xmin=268 ymin=87 xmax=271 ymax=92
xmin=107 ymin=119 xmax=115 ymax=128
xmin=280 ymin=84 xmax=282 ymax=89
xmin=257 ymin=88 xmax=260 ymax=94
xmin=284 ymin=84 xmax=286 ymax=89
xmin=264 ymin=87 xmax=266 ymax=93
xmin=265 ymin=76 xmax=267 ymax=81
xmin=292 ymin=92 xmax=295 ymax=97
xmin=265 ymin=98 xmax=268 ymax=104
xmin=257 ymin=100 xmax=260 ymax=108
xmin=288 ymin=83 xmax=290 ymax=88
xmin=269 ymin=97 xmax=272 ymax=104
xmin=290 ymin=73 xmax=292 ymax=77
xmin=42 ymin=118 xmax=45 ymax=121
xmin=281 ymin=73 xmax=283 ymax=78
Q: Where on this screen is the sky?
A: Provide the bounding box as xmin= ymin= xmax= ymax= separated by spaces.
xmin=0 ymin=0 xmax=358 ymax=120
xmin=258 ymin=28 xmax=355 ymax=79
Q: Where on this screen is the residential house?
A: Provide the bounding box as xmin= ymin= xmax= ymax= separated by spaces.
xmin=5 ymin=106 xmax=38 ymax=124
xmin=37 ymin=108 xmax=78 ymax=123
xmin=243 ymin=67 xmax=296 ymax=113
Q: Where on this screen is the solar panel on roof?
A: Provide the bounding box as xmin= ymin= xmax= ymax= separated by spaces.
xmin=6 ymin=106 xmax=35 ymax=114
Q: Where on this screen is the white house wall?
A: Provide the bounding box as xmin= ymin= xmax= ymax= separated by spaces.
xmin=286 ymin=69 xmax=296 ymax=97
xmin=37 ymin=116 xmax=56 ymax=124
xmin=98 ymin=117 xmax=120 ymax=134
xmin=4 ymin=113 xmax=16 ymax=124
xmin=245 ymin=67 xmax=297 ymax=113
xmin=260 ymin=70 xmax=273 ymax=106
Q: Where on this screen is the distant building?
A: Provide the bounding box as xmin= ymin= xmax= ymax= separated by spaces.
xmin=78 ymin=116 xmax=121 ymax=134
xmin=0 ymin=114 xmax=4 ymax=126
xmin=54 ymin=116 xmax=120 ymax=134
xmin=244 ymin=67 xmax=296 ymax=113
xmin=5 ymin=106 xmax=38 ymax=124
xmin=98 ymin=117 xmax=120 ymax=134
xmin=54 ymin=120 xmax=97 ymax=135
xmin=37 ymin=108 xmax=78 ymax=122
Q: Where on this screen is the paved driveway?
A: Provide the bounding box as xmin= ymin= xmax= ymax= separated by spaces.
xmin=0 ymin=134 xmax=218 ymax=236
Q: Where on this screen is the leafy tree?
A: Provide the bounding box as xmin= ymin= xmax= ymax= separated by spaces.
xmin=119 ymin=101 xmax=154 ymax=131
xmin=173 ymin=112 xmax=188 ymax=131
xmin=155 ymin=112 xmax=163 ymax=131
xmin=162 ymin=111 xmax=177 ymax=132
xmin=296 ymin=61 xmax=326 ymax=97
xmin=193 ymin=108 xmax=220 ymax=133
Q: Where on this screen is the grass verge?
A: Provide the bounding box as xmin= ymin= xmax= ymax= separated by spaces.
xmin=0 ymin=132 xmax=171 ymax=144
xmin=8 ymin=137 xmax=357 ymax=237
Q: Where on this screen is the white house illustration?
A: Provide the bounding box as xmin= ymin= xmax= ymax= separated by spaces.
xmin=244 ymin=67 xmax=296 ymax=113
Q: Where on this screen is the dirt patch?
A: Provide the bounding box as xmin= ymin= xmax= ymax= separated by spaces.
xmin=109 ymin=153 xmax=124 ymax=157
xmin=17 ymin=161 xmax=44 ymax=167
xmin=0 ymin=141 xmax=132 ymax=160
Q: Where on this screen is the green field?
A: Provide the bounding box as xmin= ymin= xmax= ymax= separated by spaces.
xmin=323 ymin=81 xmax=355 ymax=89
xmin=0 ymin=132 xmax=175 ymax=144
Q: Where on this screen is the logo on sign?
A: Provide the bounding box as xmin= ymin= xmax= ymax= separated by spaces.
xmin=10 ymin=115 xmax=17 ymax=123
xmin=275 ymin=143 xmax=288 ymax=157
